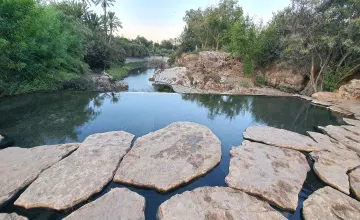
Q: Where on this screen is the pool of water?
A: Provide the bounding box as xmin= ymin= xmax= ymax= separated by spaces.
xmin=121 ymin=68 xmax=157 ymax=92
xmin=0 ymin=92 xmax=342 ymax=220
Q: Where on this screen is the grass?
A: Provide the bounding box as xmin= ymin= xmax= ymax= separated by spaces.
xmin=107 ymin=62 xmax=147 ymax=81
xmin=240 ymin=80 xmax=250 ymax=88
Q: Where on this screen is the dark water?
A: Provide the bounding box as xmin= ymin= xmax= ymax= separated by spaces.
xmin=0 ymin=92 xmax=343 ymax=220
xmin=121 ymin=68 xmax=156 ymax=92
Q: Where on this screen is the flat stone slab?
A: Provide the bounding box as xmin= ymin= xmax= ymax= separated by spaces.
xmin=157 ymin=187 xmax=286 ymax=220
xmin=344 ymin=118 xmax=360 ymax=127
xmin=342 ymin=125 xmax=360 ymax=136
xmin=114 ymin=122 xmax=221 ymax=192
xmin=311 ymin=99 xmax=332 ymax=107
xmin=0 ymin=213 xmax=28 ymax=220
xmin=319 ymin=125 xmax=360 ymax=154
xmin=0 ymin=144 xmax=78 ymax=207
xmin=225 ymin=141 xmax=310 ymax=211
xmin=64 ymin=188 xmax=145 ymax=220
xmin=329 ymin=106 xmax=354 ymax=116
xmin=243 ymin=126 xmax=321 ymax=152
xmin=310 ymin=151 xmax=360 ymax=195
xmin=303 ymin=186 xmax=360 ymax=220
xmin=350 ymin=168 xmax=360 ymax=200
xmin=15 ymin=131 xmax=134 ymax=210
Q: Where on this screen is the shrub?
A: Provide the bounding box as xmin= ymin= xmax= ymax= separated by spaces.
xmin=254 ymin=74 xmax=266 ymax=86
xmin=240 ymin=80 xmax=250 ymax=88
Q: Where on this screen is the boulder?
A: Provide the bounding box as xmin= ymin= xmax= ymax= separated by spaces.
xmin=114 ymin=122 xmax=221 ymax=192
xmin=14 ymin=131 xmax=134 ymax=210
xmin=303 ymin=186 xmax=360 ymax=220
xmin=113 ymin=82 xmax=129 ymax=92
xmin=63 ymin=188 xmax=145 ymax=220
xmin=265 ymin=70 xmax=306 ymax=92
xmin=243 ymin=126 xmax=322 ymax=152
xmin=319 ymin=125 xmax=360 ymax=154
xmin=157 ymin=187 xmax=286 ymax=220
xmin=92 ymin=74 xmax=128 ymax=92
xmin=225 ymin=141 xmax=310 ymax=211
xmin=310 ymin=151 xmax=360 ymax=194
xmin=344 ymin=118 xmax=360 ymax=127
xmin=0 ymin=134 xmax=14 ymax=149
xmin=0 ymin=144 xmax=79 ymax=207
xmin=0 ymin=213 xmax=28 ymax=220
xmin=349 ymin=168 xmax=360 ymax=200
xmin=153 ymin=67 xmax=187 ymax=86
xmin=338 ymin=79 xmax=360 ymax=100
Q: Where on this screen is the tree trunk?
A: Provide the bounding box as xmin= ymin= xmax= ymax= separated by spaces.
xmin=310 ymin=53 xmax=317 ymax=92
xmin=216 ymin=41 xmax=219 ymax=51
xmin=103 ymin=2 xmax=107 ymax=40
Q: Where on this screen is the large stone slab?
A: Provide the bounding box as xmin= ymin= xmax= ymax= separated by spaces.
xmin=114 ymin=122 xmax=221 ymax=192
xmin=310 ymin=151 xmax=360 ymax=195
xmin=311 ymin=99 xmax=332 ymax=107
xmin=350 ymin=168 xmax=360 ymax=200
xmin=64 ymin=188 xmax=145 ymax=220
xmin=225 ymin=141 xmax=310 ymax=211
xmin=344 ymin=118 xmax=360 ymax=127
xmin=303 ymin=186 xmax=360 ymax=220
xmin=0 ymin=144 xmax=78 ymax=207
xmin=157 ymin=187 xmax=286 ymax=220
xmin=319 ymin=125 xmax=360 ymax=154
xmin=14 ymin=131 xmax=134 ymax=210
xmin=243 ymin=126 xmax=321 ymax=152
xmin=0 ymin=213 xmax=28 ymax=220
xmin=342 ymin=125 xmax=360 ymax=136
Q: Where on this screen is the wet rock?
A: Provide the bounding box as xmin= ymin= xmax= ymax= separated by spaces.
xmin=14 ymin=131 xmax=134 ymax=210
xmin=225 ymin=141 xmax=310 ymax=211
xmin=0 ymin=213 xmax=28 ymax=220
xmin=64 ymin=188 xmax=145 ymax=220
xmin=114 ymin=122 xmax=221 ymax=192
xmin=157 ymin=187 xmax=286 ymax=220
xmin=344 ymin=118 xmax=360 ymax=127
xmin=0 ymin=144 xmax=78 ymax=207
xmin=92 ymin=74 xmax=128 ymax=92
xmin=243 ymin=126 xmax=322 ymax=152
xmin=0 ymin=134 xmax=14 ymax=149
xmin=349 ymin=168 xmax=360 ymax=200
xmin=310 ymin=151 xmax=360 ymax=195
xmin=319 ymin=125 xmax=360 ymax=154
xmin=303 ymin=186 xmax=360 ymax=220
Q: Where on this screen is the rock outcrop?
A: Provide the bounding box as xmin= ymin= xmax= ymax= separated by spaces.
xmin=338 ymin=79 xmax=360 ymax=100
xmin=226 ymin=141 xmax=310 ymax=211
xmin=0 ymin=144 xmax=78 ymax=207
xmin=157 ymin=187 xmax=286 ymax=220
xmin=14 ymin=131 xmax=134 ymax=210
xmin=265 ymin=69 xmax=306 ymax=92
xmin=303 ymin=187 xmax=360 ymax=220
xmin=0 ymin=213 xmax=28 ymax=220
xmin=114 ymin=122 xmax=221 ymax=192
xmin=243 ymin=126 xmax=322 ymax=152
xmin=350 ymin=168 xmax=360 ymax=200
xmin=64 ymin=188 xmax=145 ymax=220
xmin=92 ymin=73 xmax=129 ymax=92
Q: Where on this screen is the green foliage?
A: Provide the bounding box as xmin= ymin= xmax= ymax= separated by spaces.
xmin=239 ymin=80 xmax=250 ymax=88
xmin=254 ymin=74 xmax=266 ymax=86
xmin=107 ymin=62 xmax=147 ymax=80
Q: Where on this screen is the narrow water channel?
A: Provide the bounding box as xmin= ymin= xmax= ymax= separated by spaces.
xmin=121 ymin=68 xmax=157 ymax=92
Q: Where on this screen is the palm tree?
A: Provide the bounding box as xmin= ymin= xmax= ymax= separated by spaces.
xmin=93 ymin=0 xmax=116 ymax=39
xmin=107 ymin=12 xmax=122 ymax=43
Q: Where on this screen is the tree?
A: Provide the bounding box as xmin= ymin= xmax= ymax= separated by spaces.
xmin=93 ymin=0 xmax=115 ymax=39
xmin=107 ymin=11 xmax=122 ymax=43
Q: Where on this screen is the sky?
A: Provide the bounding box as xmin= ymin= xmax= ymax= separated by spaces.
xmin=91 ymin=0 xmax=290 ymax=42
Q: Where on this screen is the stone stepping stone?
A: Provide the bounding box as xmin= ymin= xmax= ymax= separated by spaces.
xmin=157 ymin=187 xmax=286 ymax=220
xmin=114 ymin=122 xmax=221 ymax=192
xmin=350 ymin=168 xmax=360 ymax=200
xmin=0 ymin=213 xmax=28 ymax=220
xmin=63 ymin=188 xmax=145 ymax=220
xmin=14 ymin=131 xmax=134 ymax=210
xmin=344 ymin=118 xmax=360 ymax=127
xmin=307 ymin=131 xmax=359 ymax=159
xmin=225 ymin=141 xmax=310 ymax=211
xmin=0 ymin=144 xmax=78 ymax=207
xmin=310 ymin=151 xmax=360 ymax=195
xmin=342 ymin=125 xmax=360 ymax=136
xmin=243 ymin=126 xmax=321 ymax=152
xmin=319 ymin=125 xmax=360 ymax=154
xmin=303 ymin=186 xmax=360 ymax=220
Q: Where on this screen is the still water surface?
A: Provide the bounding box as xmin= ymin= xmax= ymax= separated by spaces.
xmin=0 ymin=92 xmax=342 ymax=220
xmin=121 ymin=68 xmax=156 ymax=92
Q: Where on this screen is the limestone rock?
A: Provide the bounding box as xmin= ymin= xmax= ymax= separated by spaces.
xmin=157 ymin=187 xmax=286 ymax=220
xmin=14 ymin=131 xmax=134 ymax=210
xmin=243 ymin=126 xmax=321 ymax=152
xmin=64 ymin=188 xmax=145 ymax=220
xmin=0 ymin=144 xmax=78 ymax=207
xmin=312 ymin=92 xmax=343 ymax=101
xmin=265 ymin=69 xmax=306 ymax=92
xmin=310 ymin=151 xmax=360 ymax=195
xmin=311 ymin=99 xmax=332 ymax=107
xmin=329 ymin=106 xmax=354 ymax=116
xmin=338 ymin=79 xmax=360 ymax=100
xmin=344 ymin=118 xmax=360 ymax=127
xmin=113 ymin=81 xmax=129 ymax=92
xmin=114 ymin=122 xmax=221 ymax=192
xmin=92 ymin=74 xmax=128 ymax=92
xmin=319 ymin=125 xmax=360 ymax=154
xmin=0 ymin=213 xmax=28 ymax=220
xmin=225 ymin=141 xmax=310 ymax=211
xmin=153 ymin=67 xmax=187 ymax=86
xmin=350 ymin=168 xmax=360 ymax=200
xmin=342 ymin=125 xmax=360 ymax=136
xmin=303 ymin=186 xmax=360 ymax=220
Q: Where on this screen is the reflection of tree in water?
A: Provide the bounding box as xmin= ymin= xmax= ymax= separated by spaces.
xmin=0 ymin=92 xmax=108 ymax=147
xmin=182 ymin=94 xmax=251 ymax=120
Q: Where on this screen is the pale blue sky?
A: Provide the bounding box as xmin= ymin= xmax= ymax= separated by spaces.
xmin=92 ymin=0 xmax=290 ymax=42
